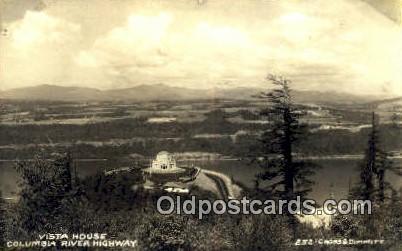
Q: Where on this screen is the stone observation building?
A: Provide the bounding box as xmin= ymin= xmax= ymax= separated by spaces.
xmin=150 ymin=151 xmax=178 ymax=171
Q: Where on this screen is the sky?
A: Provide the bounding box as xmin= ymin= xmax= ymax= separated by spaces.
xmin=0 ymin=0 xmax=402 ymax=96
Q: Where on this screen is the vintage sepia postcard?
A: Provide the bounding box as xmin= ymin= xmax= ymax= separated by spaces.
xmin=0 ymin=0 xmax=401 ymax=250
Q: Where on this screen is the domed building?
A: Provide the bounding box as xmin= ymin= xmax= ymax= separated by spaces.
xmin=150 ymin=151 xmax=178 ymax=171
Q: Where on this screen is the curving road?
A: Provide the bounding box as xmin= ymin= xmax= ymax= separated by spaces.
xmin=202 ymin=169 xmax=237 ymax=200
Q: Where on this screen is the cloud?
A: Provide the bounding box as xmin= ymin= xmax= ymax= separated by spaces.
xmin=76 ymin=12 xmax=172 ymax=68
xmin=0 ymin=11 xmax=81 ymax=90
xmin=72 ymin=11 xmax=261 ymax=88
xmin=1 ymin=0 xmax=402 ymax=96
xmin=10 ymin=11 xmax=80 ymax=47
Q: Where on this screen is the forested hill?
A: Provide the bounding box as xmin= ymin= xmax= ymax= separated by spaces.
xmin=0 ymin=84 xmax=384 ymax=104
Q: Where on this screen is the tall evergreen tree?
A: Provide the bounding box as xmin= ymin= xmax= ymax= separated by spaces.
xmin=254 ymin=75 xmax=318 ymax=200
xmin=362 ymin=112 xmax=379 ymax=200
xmin=350 ymin=112 xmax=381 ymax=202
xmin=351 ymin=113 xmax=402 ymax=203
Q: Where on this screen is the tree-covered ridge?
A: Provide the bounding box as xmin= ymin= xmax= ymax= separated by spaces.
xmin=0 ymin=77 xmax=401 ymax=250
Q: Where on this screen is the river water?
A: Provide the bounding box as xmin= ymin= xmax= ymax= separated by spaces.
xmin=1 ymin=158 xmax=401 ymax=204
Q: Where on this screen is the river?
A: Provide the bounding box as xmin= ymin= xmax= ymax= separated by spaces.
xmin=1 ymin=158 xmax=401 ymax=204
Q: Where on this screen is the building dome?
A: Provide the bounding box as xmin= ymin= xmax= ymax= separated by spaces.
xmin=157 ymin=151 xmax=170 ymax=157
xmin=151 ymin=151 xmax=177 ymax=170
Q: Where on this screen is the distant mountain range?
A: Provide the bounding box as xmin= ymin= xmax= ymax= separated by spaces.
xmin=0 ymin=84 xmax=394 ymax=105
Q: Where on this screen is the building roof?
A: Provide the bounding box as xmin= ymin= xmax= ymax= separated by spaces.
xmin=157 ymin=151 xmax=170 ymax=156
